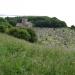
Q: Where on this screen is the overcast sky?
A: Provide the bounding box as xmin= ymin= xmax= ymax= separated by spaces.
xmin=0 ymin=0 xmax=75 ymax=26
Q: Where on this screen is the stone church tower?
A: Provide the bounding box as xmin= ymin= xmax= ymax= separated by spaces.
xmin=16 ymin=18 xmax=32 ymax=27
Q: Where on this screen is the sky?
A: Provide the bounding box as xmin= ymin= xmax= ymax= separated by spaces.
xmin=0 ymin=0 xmax=75 ymax=26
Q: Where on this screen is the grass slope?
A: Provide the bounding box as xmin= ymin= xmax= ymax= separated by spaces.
xmin=0 ymin=33 xmax=75 ymax=75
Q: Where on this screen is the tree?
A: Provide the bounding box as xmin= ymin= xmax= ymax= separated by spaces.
xmin=71 ymin=25 xmax=75 ymax=29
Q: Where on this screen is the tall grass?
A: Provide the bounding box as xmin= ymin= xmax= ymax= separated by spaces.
xmin=0 ymin=33 xmax=75 ymax=75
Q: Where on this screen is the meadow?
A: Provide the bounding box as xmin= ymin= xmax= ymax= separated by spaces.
xmin=0 ymin=31 xmax=75 ymax=75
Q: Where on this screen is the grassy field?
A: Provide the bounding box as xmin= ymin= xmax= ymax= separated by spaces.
xmin=0 ymin=32 xmax=75 ymax=75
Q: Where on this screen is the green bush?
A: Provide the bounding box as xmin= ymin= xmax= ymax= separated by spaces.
xmin=27 ymin=28 xmax=37 ymax=42
xmin=5 ymin=17 xmax=22 ymax=26
xmin=0 ymin=25 xmax=6 ymax=32
xmin=0 ymin=24 xmax=11 ymax=33
xmin=0 ymin=18 xmax=12 ymax=33
xmin=8 ymin=27 xmax=37 ymax=42
xmin=71 ymin=25 xmax=75 ymax=29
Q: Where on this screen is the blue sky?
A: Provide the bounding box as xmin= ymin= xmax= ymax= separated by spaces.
xmin=0 ymin=0 xmax=75 ymax=26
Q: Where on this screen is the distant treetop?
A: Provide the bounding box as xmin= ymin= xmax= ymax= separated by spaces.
xmin=5 ymin=16 xmax=67 ymax=28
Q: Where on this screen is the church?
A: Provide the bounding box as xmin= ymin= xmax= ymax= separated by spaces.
xmin=16 ymin=18 xmax=32 ymax=27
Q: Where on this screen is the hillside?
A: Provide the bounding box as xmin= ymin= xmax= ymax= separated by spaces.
xmin=0 ymin=32 xmax=75 ymax=75
xmin=34 ymin=28 xmax=75 ymax=49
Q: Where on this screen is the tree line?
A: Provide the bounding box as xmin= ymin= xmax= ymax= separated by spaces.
xmin=5 ymin=16 xmax=67 ymax=28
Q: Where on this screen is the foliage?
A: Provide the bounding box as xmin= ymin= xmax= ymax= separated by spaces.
xmin=5 ymin=17 xmax=22 ymax=26
xmin=27 ymin=16 xmax=52 ymax=27
xmin=0 ymin=25 xmax=6 ymax=32
xmin=27 ymin=28 xmax=37 ymax=42
xmin=50 ymin=17 xmax=67 ymax=28
xmin=0 ymin=17 xmax=6 ymax=22
xmin=0 ymin=17 xmax=12 ymax=32
xmin=71 ymin=25 xmax=75 ymax=29
xmin=8 ymin=27 xmax=37 ymax=42
xmin=5 ymin=16 xmax=67 ymax=28
xmin=27 ymin=16 xmax=67 ymax=28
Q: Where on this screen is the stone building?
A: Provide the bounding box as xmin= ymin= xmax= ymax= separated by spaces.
xmin=16 ymin=18 xmax=32 ymax=27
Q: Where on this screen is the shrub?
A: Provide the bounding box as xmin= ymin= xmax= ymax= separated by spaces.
xmin=8 ymin=27 xmax=37 ymax=42
xmin=0 ymin=25 xmax=6 ymax=32
xmin=5 ymin=17 xmax=22 ymax=26
xmin=0 ymin=22 xmax=12 ymax=32
xmin=0 ymin=17 xmax=6 ymax=22
xmin=27 ymin=28 xmax=37 ymax=42
xmin=71 ymin=25 xmax=75 ymax=29
xmin=0 ymin=24 xmax=12 ymax=33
